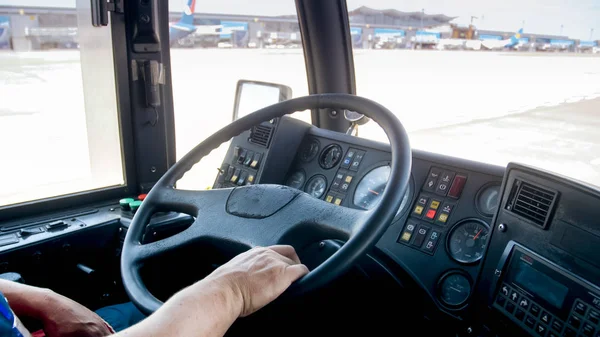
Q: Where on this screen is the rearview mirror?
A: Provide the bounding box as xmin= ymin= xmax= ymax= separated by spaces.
xmin=232 ymin=80 xmax=292 ymax=121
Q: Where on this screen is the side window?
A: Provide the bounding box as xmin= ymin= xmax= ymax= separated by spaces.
xmin=0 ymin=3 xmax=123 ymax=207
xmin=170 ymin=1 xmax=310 ymax=190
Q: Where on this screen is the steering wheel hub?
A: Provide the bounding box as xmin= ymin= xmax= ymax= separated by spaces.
xmin=226 ymin=185 xmax=300 ymax=219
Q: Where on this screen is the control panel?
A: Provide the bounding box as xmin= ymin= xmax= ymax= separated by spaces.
xmin=0 ymin=217 xmax=89 ymax=250
xmin=323 ymin=147 xmax=368 ymax=206
xmin=492 ymin=244 xmax=600 ymax=337
xmin=214 ymin=145 xmax=263 ymax=188
xmin=397 ymin=166 xmax=468 ymax=255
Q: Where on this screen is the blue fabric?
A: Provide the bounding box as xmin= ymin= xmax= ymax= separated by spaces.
xmin=96 ymin=302 xmax=146 ymax=332
xmin=0 ymin=291 xmax=23 ymax=337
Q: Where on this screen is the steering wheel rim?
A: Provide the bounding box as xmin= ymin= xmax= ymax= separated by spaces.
xmin=121 ymin=94 xmax=411 ymax=315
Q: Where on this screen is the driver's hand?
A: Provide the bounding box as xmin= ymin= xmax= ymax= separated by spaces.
xmin=38 ymin=291 xmax=114 ymax=337
xmin=204 ymin=245 xmax=309 ymax=317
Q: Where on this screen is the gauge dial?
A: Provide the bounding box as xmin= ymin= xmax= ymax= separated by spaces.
xmin=285 ymin=170 xmax=306 ymax=190
xmin=353 ymin=165 xmax=412 ymax=216
xmin=438 ymin=272 xmax=472 ymax=307
xmin=304 ymin=175 xmax=327 ymax=199
xmin=476 ymin=183 xmax=501 ymax=217
xmin=319 ymin=144 xmax=343 ymax=169
xmin=447 ymin=220 xmax=490 ymax=264
xmin=299 ymin=138 xmax=320 ymax=163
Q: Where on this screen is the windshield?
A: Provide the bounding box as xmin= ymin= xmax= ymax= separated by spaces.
xmin=169 ymin=0 xmax=309 ymax=190
xmin=0 ymin=1 xmax=124 ymax=207
xmin=349 ymin=0 xmax=600 ymax=186
xmin=170 ymin=0 xmax=600 ymax=189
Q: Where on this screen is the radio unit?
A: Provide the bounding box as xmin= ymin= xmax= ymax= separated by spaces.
xmin=491 ymin=242 xmax=600 ymax=337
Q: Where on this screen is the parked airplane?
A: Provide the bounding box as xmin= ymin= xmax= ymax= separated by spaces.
xmin=169 ymin=0 xmax=197 ymax=45
xmin=480 ymin=28 xmax=524 ymax=50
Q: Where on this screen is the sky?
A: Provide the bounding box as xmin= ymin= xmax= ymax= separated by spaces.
xmin=1 ymin=0 xmax=598 ymax=40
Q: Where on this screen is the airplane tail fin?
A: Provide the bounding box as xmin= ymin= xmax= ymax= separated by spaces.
xmin=179 ymin=0 xmax=196 ymax=26
xmin=510 ymin=28 xmax=524 ymax=44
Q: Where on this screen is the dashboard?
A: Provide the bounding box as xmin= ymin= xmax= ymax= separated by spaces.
xmin=214 ymin=116 xmax=600 ymax=337
xmin=1 ymin=115 xmax=599 ymax=337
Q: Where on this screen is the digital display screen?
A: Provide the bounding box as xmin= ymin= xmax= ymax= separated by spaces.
xmin=514 ymin=260 xmax=569 ymax=309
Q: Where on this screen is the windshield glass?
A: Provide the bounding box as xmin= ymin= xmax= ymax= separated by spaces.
xmin=0 ymin=1 xmax=124 ymax=207
xmin=169 ymin=0 xmax=309 ymax=190
xmin=349 ymin=0 xmax=600 ymax=186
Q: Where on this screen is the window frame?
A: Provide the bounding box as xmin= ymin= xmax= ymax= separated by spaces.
xmin=0 ymin=5 xmax=137 ymax=222
xmin=296 ymin=0 xmax=357 ymax=133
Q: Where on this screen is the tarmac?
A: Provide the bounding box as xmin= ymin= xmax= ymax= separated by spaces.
xmin=1 ymin=49 xmax=600 ymax=205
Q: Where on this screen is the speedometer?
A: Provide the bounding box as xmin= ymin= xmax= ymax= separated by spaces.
xmin=447 ymin=219 xmax=490 ymax=264
xmin=353 ymin=165 xmax=412 ymax=217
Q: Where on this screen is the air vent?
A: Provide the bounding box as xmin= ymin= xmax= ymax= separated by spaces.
xmin=249 ymin=125 xmax=274 ymax=148
xmin=505 ymin=179 xmax=557 ymax=228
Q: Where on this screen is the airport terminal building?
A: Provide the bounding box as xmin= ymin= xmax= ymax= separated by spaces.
xmin=0 ymin=5 xmax=596 ymax=52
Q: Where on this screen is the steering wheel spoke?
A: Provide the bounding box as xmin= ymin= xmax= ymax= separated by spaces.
xmin=151 ymin=187 xmax=232 ymax=215
xmin=277 ymin=193 xmax=369 ymax=241
xmin=130 ymin=226 xmax=196 ymax=263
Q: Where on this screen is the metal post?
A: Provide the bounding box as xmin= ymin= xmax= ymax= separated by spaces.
xmin=420 ymin=8 xmax=424 ymax=48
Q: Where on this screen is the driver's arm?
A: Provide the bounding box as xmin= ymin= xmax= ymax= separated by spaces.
xmin=0 ymin=279 xmax=113 ymax=336
xmin=116 ymin=245 xmax=308 ymax=337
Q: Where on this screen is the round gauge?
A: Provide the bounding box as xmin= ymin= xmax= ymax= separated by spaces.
xmin=476 ymin=183 xmax=501 ymax=217
xmin=285 ymin=170 xmax=306 ymax=190
xmin=304 ymin=175 xmax=327 ymax=199
xmin=447 ymin=219 xmax=490 ymax=264
xmin=299 ymin=138 xmax=320 ymax=163
xmin=438 ymin=272 xmax=472 ymax=307
xmin=319 ymin=144 xmax=343 ymax=169
xmin=353 ymin=165 xmax=413 ymax=217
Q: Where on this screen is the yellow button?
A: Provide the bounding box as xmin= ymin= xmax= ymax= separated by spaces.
xmin=414 ymin=205 xmax=424 ymax=215
xmin=230 ymin=175 xmax=238 ymax=183
xmin=247 ymin=175 xmax=255 ymax=183
xmin=400 ymin=232 xmax=412 ymax=242
xmin=438 ymin=213 xmax=449 ymax=223
xmin=345 ymin=176 xmax=353 ymax=183
xmin=334 ymin=198 xmax=343 ymax=205
xmin=325 ymin=195 xmax=334 ymax=203
xmin=430 ymin=200 xmax=440 ymax=210
xmin=250 ymin=160 xmax=258 ymax=168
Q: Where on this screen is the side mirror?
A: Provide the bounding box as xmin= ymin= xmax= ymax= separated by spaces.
xmin=232 ymin=80 xmax=292 ymax=121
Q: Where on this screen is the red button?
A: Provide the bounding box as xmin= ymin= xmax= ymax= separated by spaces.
xmin=425 ymin=209 xmax=437 ymax=219
xmin=138 ymin=193 xmax=148 ymax=201
xmin=448 ymin=175 xmax=467 ymax=198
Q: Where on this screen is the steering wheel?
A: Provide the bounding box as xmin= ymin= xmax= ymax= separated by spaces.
xmin=121 ymin=94 xmax=412 ymax=315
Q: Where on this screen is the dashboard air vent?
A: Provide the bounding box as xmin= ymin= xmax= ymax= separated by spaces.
xmin=505 ymin=179 xmax=557 ymax=228
xmin=249 ymin=125 xmax=274 ymax=148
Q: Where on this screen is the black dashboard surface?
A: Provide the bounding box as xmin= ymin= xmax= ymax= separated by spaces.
xmin=215 ymin=117 xmax=506 ymax=319
xmin=216 ymin=116 xmax=600 ymax=336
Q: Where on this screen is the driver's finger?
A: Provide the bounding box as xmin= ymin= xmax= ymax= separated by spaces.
xmin=284 ymin=264 xmax=310 ymax=283
xmin=266 ymin=248 xmax=298 ymax=266
xmin=268 ymin=245 xmax=302 ymax=264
